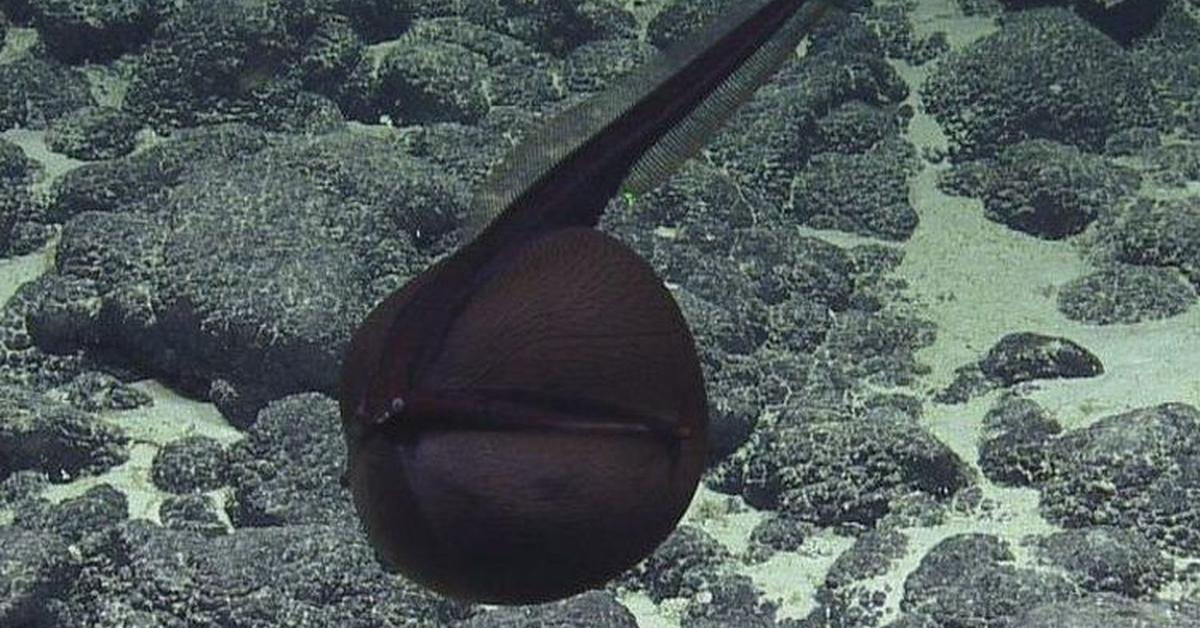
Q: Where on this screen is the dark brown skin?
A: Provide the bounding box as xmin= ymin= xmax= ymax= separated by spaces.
xmin=338 ymin=0 xmax=832 ymax=605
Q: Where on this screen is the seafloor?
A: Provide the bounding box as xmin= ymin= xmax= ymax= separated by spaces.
xmin=1 ymin=0 xmax=1200 ymax=626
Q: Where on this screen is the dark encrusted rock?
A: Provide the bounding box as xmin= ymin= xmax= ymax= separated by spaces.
xmin=13 ymin=483 xmax=128 ymax=543
xmin=226 ymin=393 xmax=352 ymax=527
xmin=922 ymin=8 xmax=1161 ymax=159
xmin=878 ymin=492 xmax=948 ymax=529
xmin=150 ymin=435 xmax=229 ymax=494
xmin=563 ymin=37 xmax=656 ymax=94
xmin=673 ymin=287 xmax=769 ymax=358
xmin=981 ymin=332 xmax=1104 ymax=385
xmin=460 ymin=590 xmax=636 ymax=627
xmin=705 ymin=69 xmax=819 ymax=209
xmin=972 ymin=139 xmax=1140 ymax=239
xmin=978 ymin=395 xmax=1062 ymax=486
xmin=0 ymin=138 xmax=34 ymax=254
xmin=1103 ymin=126 xmax=1161 ymax=156
xmin=0 ymin=385 xmax=128 ymax=482
xmin=52 ymin=519 xmax=466 ymax=627
xmin=394 ymin=115 xmax=512 ymax=186
xmin=709 ymin=39 xmax=907 ymax=211
xmin=623 ymin=524 xmax=731 ymax=603
xmin=494 ymin=0 xmax=635 ymax=54
xmin=1100 ymin=197 xmax=1200 ymax=289
xmin=409 ymin=0 xmax=635 ymax=55
xmin=1072 ymin=0 xmax=1170 ymax=43
xmin=44 ymin=106 xmax=142 ymax=161
xmin=41 ymin=129 xmax=466 ymax=426
xmin=1133 ymin=3 xmax=1200 ymax=138
xmin=316 ymin=0 xmax=411 ymax=43
xmin=0 ymin=138 xmax=34 ymax=181
xmin=813 ymin=100 xmax=904 ymax=154
xmin=0 ymin=55 xmax=95 ymax=130
xmin=647 ymin=0 xmax=735 ymax=48
xmin=681 ymin=573 xmax=777 ymax=626
xmin=1032 ymin=527 xmax=1171 ymax=598
xmin=0 ymin=279 xmax=91 ymax=392
xmin=0 ymin=525 xmax=78 ymax=627
xmin=1058 ymin=265 xmax=1197 ymax=324
xmin=50 ymin=370 xmax=152 ymax=413
xmin=878 ymin=614 xmax=942 ymax=628
xmin=816 ymin=528 xmax=908 ymax=626
xmin=158 ymin=494 xmax=227 ymax=537
xmin=790 ymin=138 xmax=920 ymax=241
xmin=48 ymin=123 xmax=273 ymax=221
xmin=0 ymin=469 xmax=49 ymax=506
xmin=746 ymin=515 xmax=812 ymax=563
xmin=1040 ymin=402 xmax=1200 ymax=554
xmin=298 ymin=13 xmax=365 ymax=95
xmin=819 ymin=309 xmax=936 ymax=388
xmin=1016 ymin=591 xmax=1200 ymax=627
xmin=1144 ymin=142 xmax=1200 ymax=187
xmin=376 ymin=37 xmax=490 ymax=124
xmin=364 ymin=18 xmax=561 ymax=124
xmin=864 ymin=2 xmax=949 ymax=64
xmin=717 ymin=409 xmax=972 ymax=526
xmin=25 ymin=0 xmax=166 ymax=63
xmin=943 ymin=332 xmax=1104 ymax=402
xmin=901 ymin=534 xmax=1077 ymax=626
xmin=703 ymin=373 xmax=765 ymax=462
xmin=122 ymin=0 xmax=316 ymax=129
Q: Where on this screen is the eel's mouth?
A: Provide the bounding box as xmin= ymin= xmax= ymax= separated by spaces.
xmin=356 ymin=387 xmax=695 ymax=445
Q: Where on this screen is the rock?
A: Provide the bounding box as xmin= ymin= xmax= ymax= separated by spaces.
xmin=1057 ymin=265 xmax=1196 ymax=325
xmin=719 ymin=409 xmax=971 ymax=526
xmin=53 ymin=520 xmax=465 ymax=626
xmin=682 ymin=573 xmax=777 ymax=626
xmin=412 ymin=0 xmax=636 ymax=55
xmin=623 ymin=525 xmax=731 ymax=603
xmin=41 ymin=129 xmax=467 ymax=426
xmin=226 ymin=393 xmax=352 ymax=527
xmin=973 ymin=139 xmax=1140 ymax=239
xmin=0 ymin=138 xmax=34 ymax=255
xmin=981 ymin=332 xmax=1104 ymax=385
xmin=0 ymin=526 xmax=78 ymax=627
xmin=790 ymin=139 xmax=920 ymax=241
xmin=1033 ymin=527 xmax=1171 ymax=598
xmin=0 ymin=55 xmax=94 ymax=131
xmin=1101 ymin=198 xmax=1200 ymax=290
xmin=25 ymin=0 xmax=166 ymax=63
xmin=1040 ymin=402 xmax=1200 ymax=554
xmin=978 ymin=395 xmax=1062 ymax=486
xmin=746 ymin=515 xmax=812 ymax=563
xmin=922 ymin=8 xmax=1161 ymax=159
xmin=158 ymin=494 xmax=227 ymax=537
xmin=150 ymin=436 xmax=229 ymax=494
xmin=123 ymin=0 xmax=316 ymax=129
xmin=940 ymin=332 xmax=1103 ymax=402
xmin=563 ymin=37 xmax=656 ymax=93
xmin=45 ymin=106 xmax=142 ymax=161
xmin=816 ymin=529 xmax=908 ymax=626
xmin=460 ymin=590 xmax=637 ymax=628
xmin=13 ymin=483 xmax=128 ymax=542
xmin=1016 ymin=592 xmax=1200 ymax=627
xmin=901 ymin=534 xmax=1077 ymax=626
xmin=0 ymin=385 xmax=128 ymax=483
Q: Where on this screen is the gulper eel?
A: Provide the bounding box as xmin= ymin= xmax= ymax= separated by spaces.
xmin=338 ymin=0 xmax=838 ymax=605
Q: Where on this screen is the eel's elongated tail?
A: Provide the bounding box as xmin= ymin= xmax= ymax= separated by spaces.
xmin=468 ymin=0 xmax=839 ymax=243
